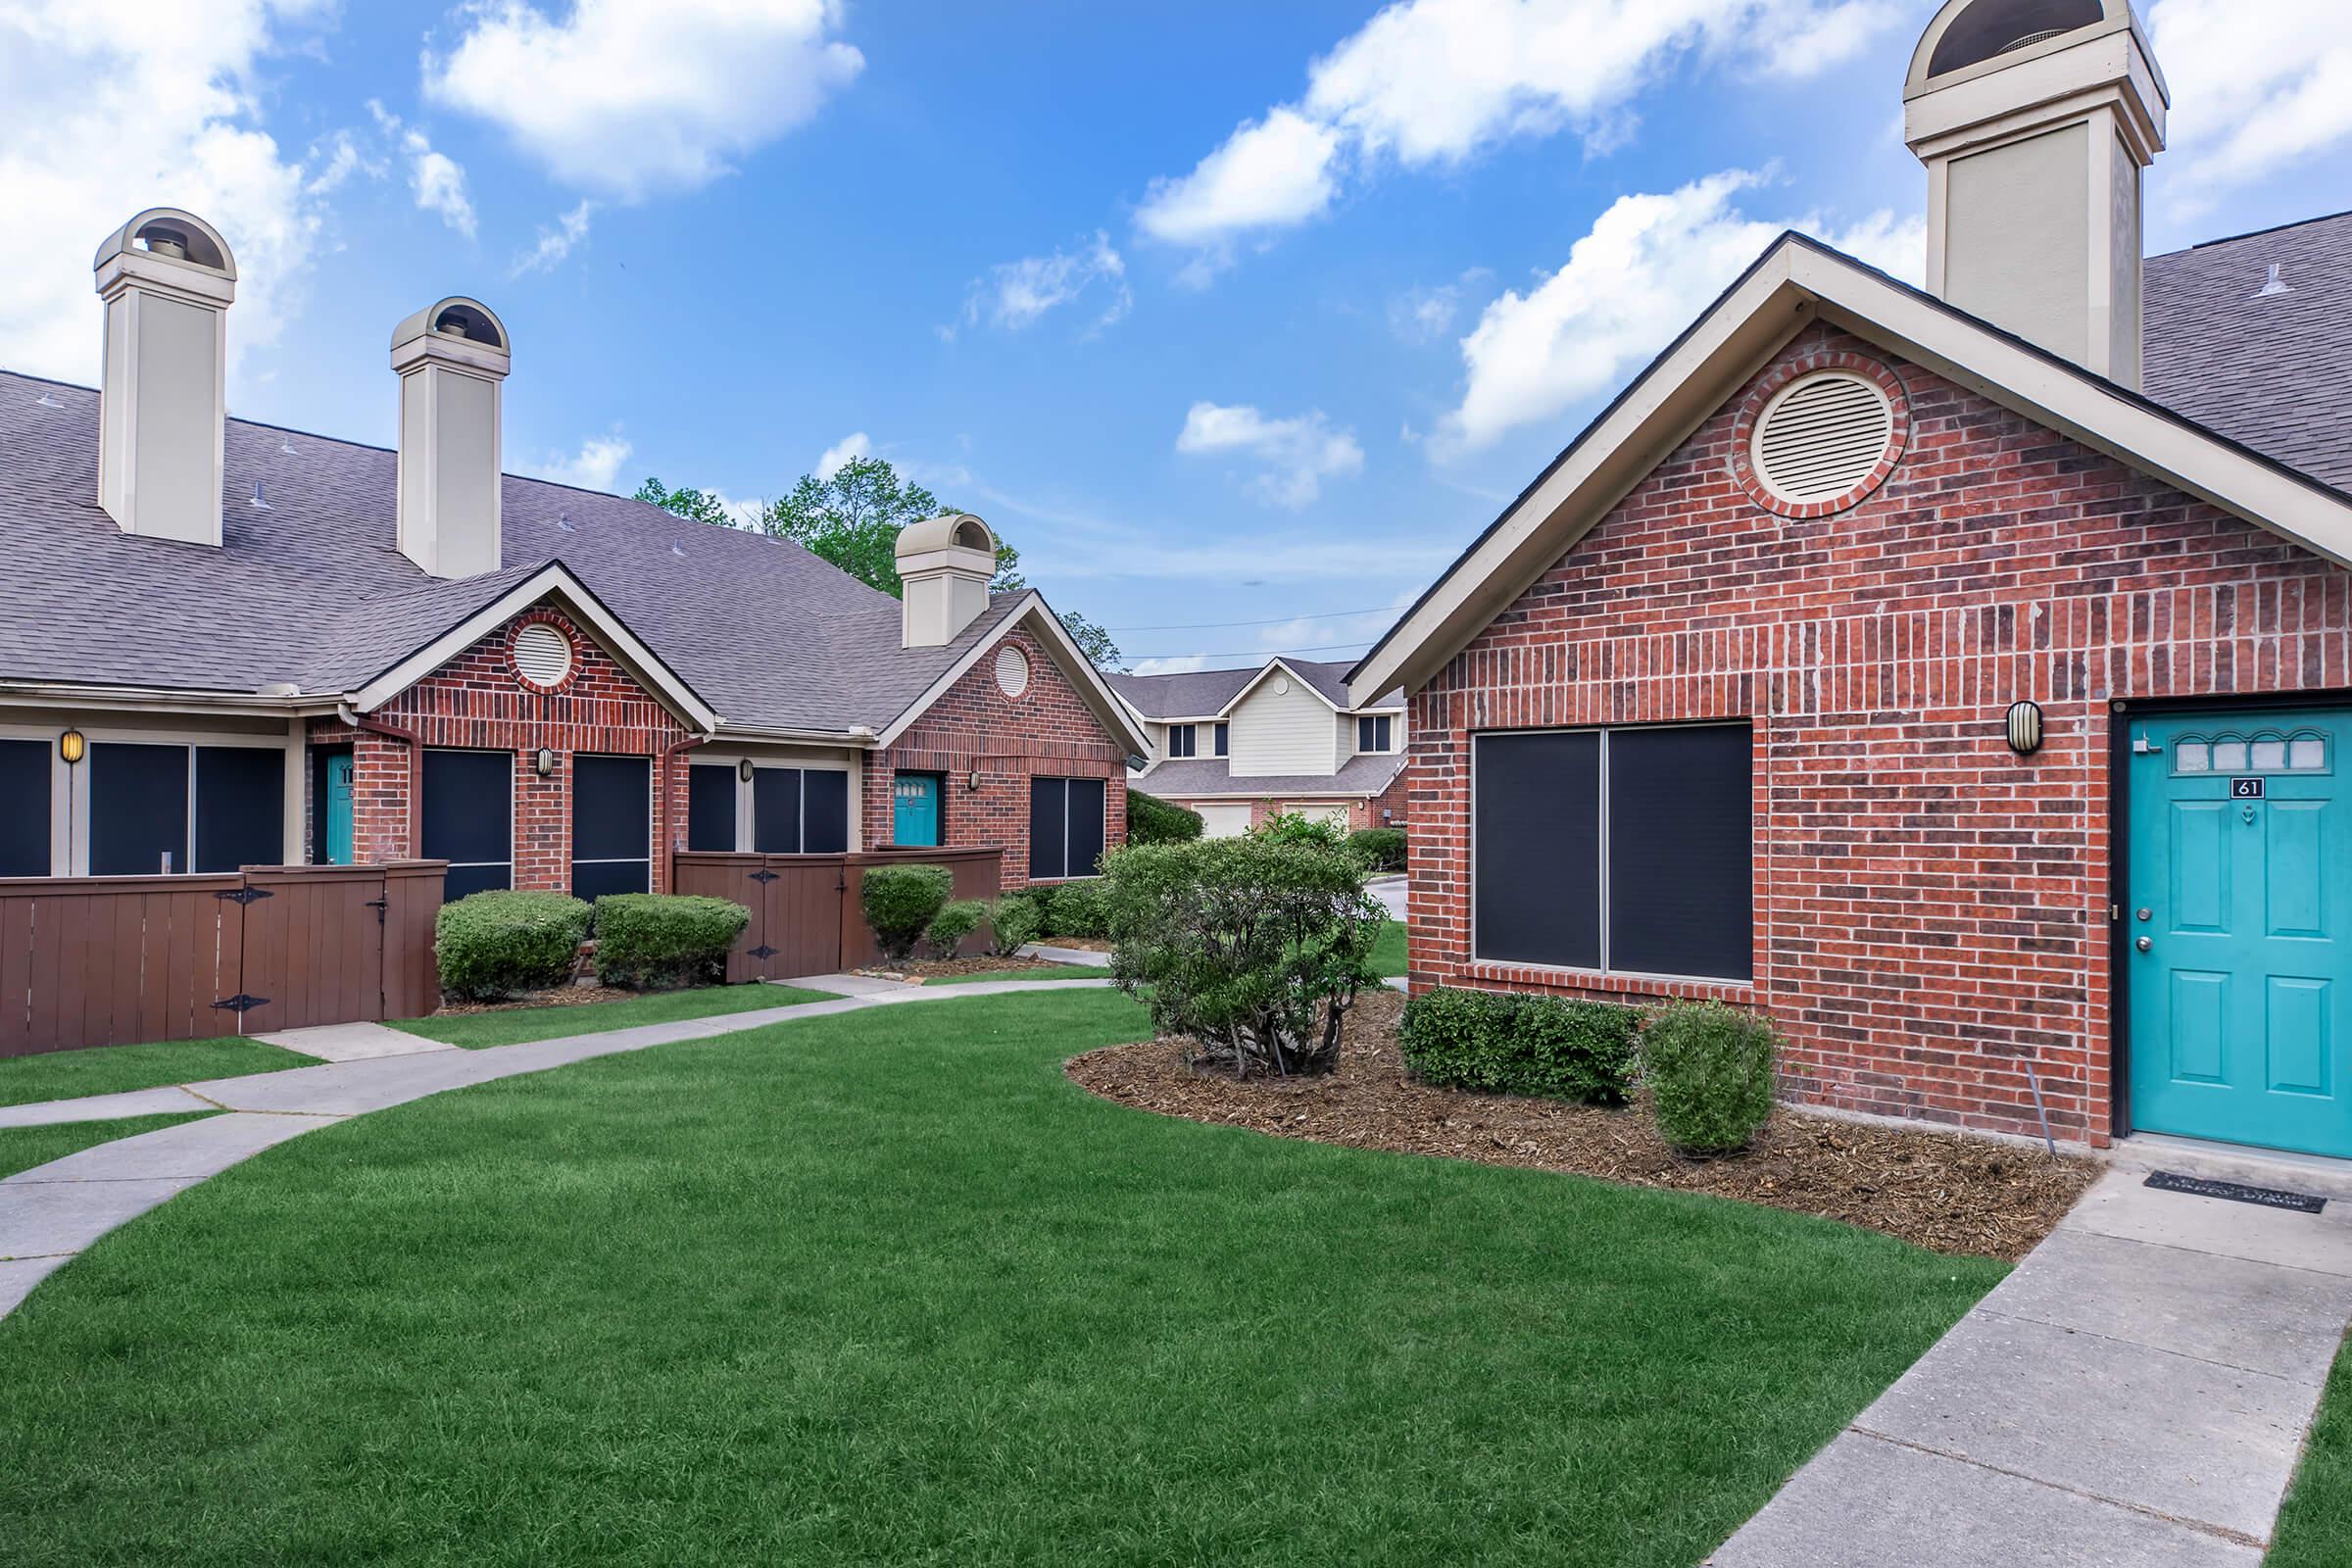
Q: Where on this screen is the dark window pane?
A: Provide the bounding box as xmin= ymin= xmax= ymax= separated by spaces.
xmin=1169 ymin=725 xmax=1195 ymax=759
xmin=1472 ymin=732 xmax=1599 ymax=969
xmin=89 ymin=743 xmax=188 ymax=875
xmin=572 ymin=755 xmax=650 ymax=861
xmin=754 ymin=767 xmax=803 ymax=854
xmin=420 ymin=750 xmax=512 ymax=870
xmin=572 ymin=858 xmax=650 ymax=900
xmin=803 ymin=769 xmax=850 ymax=854
xmin=1213 ymin=723 xmax=1229 ymax=758
xmin=194 ymin=746 xmax=284 ymax=873
xmin=687 ymin=765 xmax=737 ymax=852
xmin=1608 ymin=725 xmax=1751 ymax=980
xmin=443 ymin=861 xmax=513 ymax=902
xmin=1028 ymin=777 xmax=1067 ymax=880
xmin=0 ymin=739 xmax=50 ymax=876
xmin=1065 ymin=777 xmax=1106 ymax=877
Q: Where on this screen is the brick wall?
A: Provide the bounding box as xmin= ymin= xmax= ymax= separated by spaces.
xmin=863 ymin=627 xmax=1128 ymax=887
xmin=1411 ymin=324 xmax=2352 ymax=1149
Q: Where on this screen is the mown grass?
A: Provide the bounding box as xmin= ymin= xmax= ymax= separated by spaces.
xmin=915 ymin=964 xmax=1099 ymax=986
xmin=2272 ymin=1330 xmax=2352 ymax=1567
xmin=0 ymin=990 xmax=2000 ymax=1567
xmin=0 ymin=1038 xmax=316 ymax=1108
xmin=389 ymin=982 xmax=837 ymax=1049
xmin=1371 ymin=918 xmax=1408 ymax=978
xmin=0 ymin=1112 xmax=222 ymax=1182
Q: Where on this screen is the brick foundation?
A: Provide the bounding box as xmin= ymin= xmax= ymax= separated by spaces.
xmin=1409 ymin=324 xmax=2352 ymax=1149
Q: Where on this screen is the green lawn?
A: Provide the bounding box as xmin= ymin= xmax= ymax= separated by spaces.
xmin=1371 ymin=918 xmax=1407 ymax=978
xmin=0 ymin=1038 xmax=316 ymax=1108
xmin=0 ymin=990 xmax=2002 ymax=1567
xmin=0 ymin=1112 xmax=220 ymax=1182
xmin=389 ymin=982 xmax=837 ymax=1049
xmin=2273 ymin=1332 xmax=2352 ymax=1567
xmin=916 ymin=963 xmax=1100 ymax=986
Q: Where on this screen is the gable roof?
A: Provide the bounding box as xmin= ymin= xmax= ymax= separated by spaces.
xmin=1348 ymin=229 xmax=2352 ymax=702
xmin=0 ymin=372 xmax=1136 ymax=744
xmin=1109 ymin=657 xmax=1402 ymax=719
xmin=1135 ymin=752 xmax=1407 ymax=800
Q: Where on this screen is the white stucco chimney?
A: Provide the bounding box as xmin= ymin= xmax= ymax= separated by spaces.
xmin=895 ymin=513 xmax=997 ymax=648
xmin=91 ymin=209 xmax=237 ymax=546
xmin=1905 ymin=0 xmax=2168 ymax=388
xmin=391 ymin=297 xmax=511 ymax=579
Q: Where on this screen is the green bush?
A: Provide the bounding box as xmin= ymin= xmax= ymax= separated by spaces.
xmin=1101 ymin=835 xmax=1385 ymax=1077
xmin=1253 ymin=810 xmax=1350 ymax=853
xmin=590 ymin=894 xmax=752 ymax=990
xmin=861 ymin=863 xmax=955 ymax=965
xmin=1043 ymin=879 xmax=1108 ymax=940
xmin=1396 ymin=986 xmax=1640 ymax=1103
xmin=1348 ymin=826 xmax=1406 ymax=873
xmin=988 ymin=891 xmax=1044 ymax=956
xmin=1127 ymin=789 xmax=1205 ymax=846
xmin=926 ymin=899 xmax=988 ymax=958
xmin=1642 ymin=1002 xmax=1780 ymax=1154
xmin=435 ymin=890 xmax=591 ymax=1002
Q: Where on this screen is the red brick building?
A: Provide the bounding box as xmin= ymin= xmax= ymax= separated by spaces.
xmin=1350 ymin=4 xmax=2352 ymax=1161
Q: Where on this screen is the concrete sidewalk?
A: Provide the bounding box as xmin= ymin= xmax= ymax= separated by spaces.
xmin=1709 ymin=1165 xmax=2352 ymax=1566
xmin=0 ymin=974 xmax=1110 ymax=1318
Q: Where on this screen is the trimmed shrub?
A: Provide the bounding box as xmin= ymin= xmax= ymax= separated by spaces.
xmin=988 ymin=890 xmax=1045 ymax=956
xmin=926 ymin=899 xmax=988 ymax=958
xmin=1101 ymin=835 xmax=1385 ymax=1077
xmin=436 ymin=890 xmax=591 ymax=1002
xmin=1348 ymin=826 xmax=1406 ymax=872
xmin=591 ymin=894 xmax=752 ymax=990
xmin=1042 ymin=879 xmax=1109 ymax=939
xmin=861 ymin=863 xmax=955 ymax=964
xmin=1253 ymin=810 xmax=1350 ymax=853
xmin=1642 ymin=1001 xmax=1780 ymax=1154
xmin=1396 ymin=986 xmax=1639 ymax=1103
xmin=1127 ymin=788 xmax=1205 ymax=846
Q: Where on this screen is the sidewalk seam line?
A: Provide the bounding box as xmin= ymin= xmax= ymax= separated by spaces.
xmin=1966 ymin=1301 xmax=2334 ymax=1388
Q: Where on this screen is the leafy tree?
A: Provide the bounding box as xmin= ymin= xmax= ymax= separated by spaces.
xmin=633 ymin=477 xmax=735 ymax=529
xmin=1058 ymin=610 xmax=1124 ymax=671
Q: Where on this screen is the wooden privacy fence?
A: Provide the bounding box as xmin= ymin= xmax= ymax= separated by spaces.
xmin=0 ymin=861 xmax=445 ymax=1057
xmin=673 ymin=846 xmax=1004 ymax=981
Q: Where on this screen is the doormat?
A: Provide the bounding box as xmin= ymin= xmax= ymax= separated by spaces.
xmin=2144 ymin=1170 xmax=2328 ymax=1214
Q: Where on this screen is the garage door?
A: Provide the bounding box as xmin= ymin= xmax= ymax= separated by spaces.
xmin=1196 ymin=803 xmax=1253 ymax=838
xmin=572 ymin=755 xmax=651 ymax=899
xmin=421 ymin=749 xmax=513 ymax=901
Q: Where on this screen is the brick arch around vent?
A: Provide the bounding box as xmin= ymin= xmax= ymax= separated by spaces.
xmin=1409 ymin=321 xmax=2352 ymax=1149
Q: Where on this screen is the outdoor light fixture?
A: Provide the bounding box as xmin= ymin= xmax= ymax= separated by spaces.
xmin=2006 ymin=701 xmax=2044 ymax=756
xmin=57 ymin=728 xmax=84 ymax=764
xmin=738 ymin=758 xmax=755 ymax=783
xmin=967 ymin=767 xmax=982 ymax=792
xmin=535 ymin=747 xmax=557 ymax=778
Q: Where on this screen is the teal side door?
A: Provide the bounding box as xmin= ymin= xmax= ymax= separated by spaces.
xmin=2128 ymin=710 xmax=2352 ymax=1158
xmin=893 ymin=773 xmax=941 ymax=848
xmin=324 ymin=753 xmax=356 ymax=865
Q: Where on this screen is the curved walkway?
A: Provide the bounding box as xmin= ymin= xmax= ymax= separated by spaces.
xmin=0 ymin=974 xmax=1110 ymax=1320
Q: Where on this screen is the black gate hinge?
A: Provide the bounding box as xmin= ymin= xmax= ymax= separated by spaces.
xmin=211 ymin=995 xmax=270 ymax=1014
xmin=216 ymin=887 xmax=274 ymax=905
xmin=366 ymin=897 xmax=388 ymax=924
xmin=749 ymin=945 xmax=778 ymax=959
xmin=748 ymin=869 xmax=780 ymax=884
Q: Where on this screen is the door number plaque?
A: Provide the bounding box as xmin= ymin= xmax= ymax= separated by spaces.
xmin=2230 ymin=776 xmax=2266 ymax=799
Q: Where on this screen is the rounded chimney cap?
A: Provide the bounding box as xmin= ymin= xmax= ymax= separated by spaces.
xmin=895 ymin=512 xmax=995 ymax=562
xmin=392 ymin=295 xmax=510 ymax=353
xmin=93 ymin=208 xmax=237 ymax=278
xmin=1907 ymin=0 xmax=2148 ymax=93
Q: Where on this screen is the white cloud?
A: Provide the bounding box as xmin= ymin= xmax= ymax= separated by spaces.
xmin=1136 ymin=0 xmax=1899 ymax=258
xmin=527 ymin=432 xmax=634 ymax=493
xmin=814 ymin=431 xmax=870 ymax=479
xmin=1388 ymin=270 xmax=1490 ymax=343
xmin=0 ymin=0 xmax=330 ymax=386
xmin=1436 ymin=168 xmax=1921 ymax=454
xmin=513 ymin=199 xmax=597 ymax=275
xmin=960 ymin=231 xmax=1130 ymax=332
xmin=368 ymin=102 xmax=476 ymax=237
xmin=1130 ymin=655 xmax=1217 ymax=675
xmin=1177 ymin=402 xmax=1366 ymax=508
xmin=424 ymin=0 xmax=864 ymax=201
xmin=2149 ymin=0 xmax=2352 ymax=219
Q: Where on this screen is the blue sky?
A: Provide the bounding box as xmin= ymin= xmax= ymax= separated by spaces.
xmin=3 ymin=1 xmax=2343 ymax=670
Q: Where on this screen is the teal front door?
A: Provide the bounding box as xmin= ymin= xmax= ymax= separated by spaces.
xmin=2128 ymin=710 xmax=2352 ymax=1158
xmin=893 ymin=773 xmax=941 ymax=848
xmin=324 ymin=753 xmax=356 ymax=865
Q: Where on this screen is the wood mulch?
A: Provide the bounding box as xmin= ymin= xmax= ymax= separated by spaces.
xmin=1066 ymin=988 xmax=2100 ymax=1260
xmin=855 ymin=956 xmax=1081 ymax=983
xmin=430 ymin=984 xmax=642 ymax=1016
xmin=1035 ymin=936 xmax=1114 ymax=952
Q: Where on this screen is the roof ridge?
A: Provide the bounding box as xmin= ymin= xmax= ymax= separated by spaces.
xmin=2162 ymin=209 xmax=2352 ymax=257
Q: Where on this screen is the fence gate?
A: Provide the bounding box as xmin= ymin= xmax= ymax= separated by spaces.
xmin=671 ymin=854 xmax=845 ymax=982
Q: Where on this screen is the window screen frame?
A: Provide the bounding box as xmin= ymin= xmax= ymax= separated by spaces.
xmin=1167 ymin=723 xmax=1198 ymax=759
xmin=684 ymin=757 xmax=856 ymax=854
xmin=1213 ymin=722 xmax=1229 ymax=758
xmin=570 ymin=753 xmax=653 ymax=899
xmin=1028 ymin=774 xmax=1107 ymax=881
xmin=420 ymin=747 xmax=515 ymax=902
xmin=60 ymin=730 xmax=290 ymax=878
xmin=1470 ymin=720 xmax=1753 ymax=985
xmin=1357 ymin=714 xmax=1394 ymax=754
xmin=0 ymin=737 xmax=51 ymax=877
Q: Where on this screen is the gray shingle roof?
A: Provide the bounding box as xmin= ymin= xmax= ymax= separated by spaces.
xmin=1110 ymin=657 xmax=1401 ymax=717
xmin=1133 ymin=753 xmax=1406 ymax=798
xmin=0 ymin=372 xmax=1026 ymax=732
xmin=2145 ymin=211 xmax=2352 ymax=493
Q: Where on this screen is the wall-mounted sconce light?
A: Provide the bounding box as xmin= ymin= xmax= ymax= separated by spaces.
xmin=2006 ymin=701 xmax=2044 ymax=756
xmin=57 ymin=728 xmax=85 ymax=765
xmin=966 ymin=768 xmax=982 ymax=792
xmin=535 ymin=747 xmax=557 ymax=778
xmin=738 ymin=758 xmax=756 ymax=784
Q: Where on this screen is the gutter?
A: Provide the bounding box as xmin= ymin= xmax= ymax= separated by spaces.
xmin=0 ymin=680 xmax=349 ymax=717
xmin=340 ymin=705 xmax=426 ymax=856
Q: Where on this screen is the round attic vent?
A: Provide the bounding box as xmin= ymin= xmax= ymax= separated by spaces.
xmin=995 ymin=643 xmax=1031 ymax=698
xmin=513 ymin=622 xmax=575 ymax=690
xmin=1749 ymin=371 xmax=1897 ymax=508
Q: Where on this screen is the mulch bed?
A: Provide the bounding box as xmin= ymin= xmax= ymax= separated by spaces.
xmin=1034 ymin=936 xmax=1114 ymax=952
xmin=1066 ymin=988 xmax=2099 ymax=1260
xmin=429 ymin=985 xmax=641 ymax=1016
xmin=856 ymin=956 xmax=1082 ymax=983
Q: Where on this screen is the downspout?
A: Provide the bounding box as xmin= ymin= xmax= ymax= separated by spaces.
xmin=339 ymin=704 xmax=424 ymax=860
xmin=660 ymin=731 xmax=710 ymax=890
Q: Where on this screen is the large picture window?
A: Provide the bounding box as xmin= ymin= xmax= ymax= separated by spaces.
xmin=1029 ymin=775 xmax=1107 ymax=880
xmin=686 ymin=762 xmax=852 ymax=854
xmin=87 ymin=740 xmax=284 ymax=876
xmin=1473 ymin=722 xmax=1750 ymax=981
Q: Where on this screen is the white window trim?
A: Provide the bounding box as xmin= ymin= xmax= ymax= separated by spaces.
xmin=0 ymin=721 xmax=293 ymax=877
xmin=690 ymin=753 xmax=858 ymax=854
xmin=1356 ymin=714 xmax=1395 ymax=755
xmin=1030 ymin=774 xmax=1107 ymax=882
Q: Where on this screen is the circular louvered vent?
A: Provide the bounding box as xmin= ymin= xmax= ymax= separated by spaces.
xmin=513 ymin=622 xmax=574 ymax=690
xmin=995 ymin=643 xmax=1030 ymax=698
xmin=1749 ymin=371 xmax=1896 ymax=506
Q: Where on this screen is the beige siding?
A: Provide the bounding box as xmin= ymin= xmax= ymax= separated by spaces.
xmin=1228 ymin=675 xmax=1335 ymax=776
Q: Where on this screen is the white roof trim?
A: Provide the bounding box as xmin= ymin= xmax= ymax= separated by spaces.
xmin=1349 ymin=234 xmax=2352 ymax=701
xmin=871 ymin=594 xmax=1152 ymax=756
xmin=353 ymin=563 xmax=719 ymax=731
